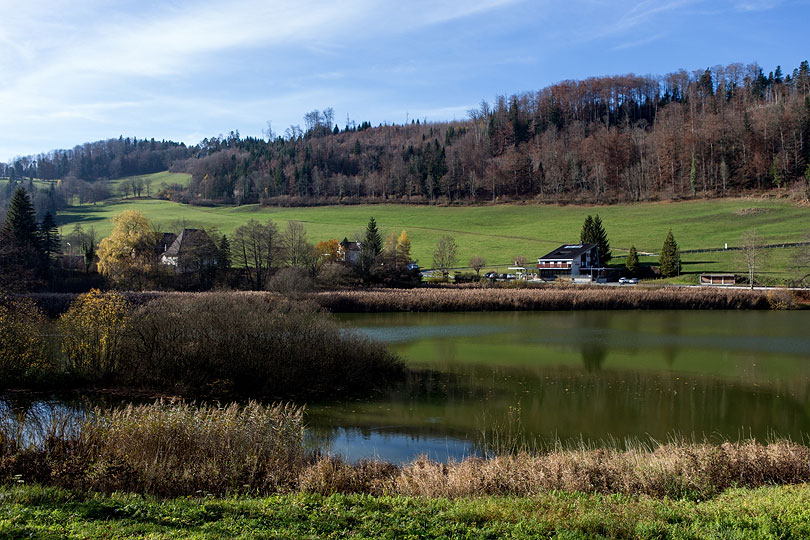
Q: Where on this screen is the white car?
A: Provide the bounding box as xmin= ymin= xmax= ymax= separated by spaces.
xmin=619 ymin=277 xmax=638 ymax=284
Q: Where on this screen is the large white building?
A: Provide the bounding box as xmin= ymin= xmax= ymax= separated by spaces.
xmin=536 ymin=244 xmax=599 ymax=280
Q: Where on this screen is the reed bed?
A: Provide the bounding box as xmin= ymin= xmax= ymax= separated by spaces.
xmin=2 ymin=401 xmax=809 ymax=499
xmin=21 ymin=285 xmax=794 ymax=319
xmin=309 ymin=286 xmax=778 ymax=312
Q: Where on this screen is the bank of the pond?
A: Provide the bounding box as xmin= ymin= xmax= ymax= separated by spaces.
xmin=20 ymin=285 xmax=802 ymax=318
xmin=0 ymin=292 xmax=404 ymax=399
xmin=3 ymin=484 xmax=810 ymax=539
xmin=4 ymin=400 xmax=810 ymax=500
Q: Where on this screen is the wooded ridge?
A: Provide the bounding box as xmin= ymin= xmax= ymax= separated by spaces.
xmin=3 ymin=60 xmax=809 ymax=206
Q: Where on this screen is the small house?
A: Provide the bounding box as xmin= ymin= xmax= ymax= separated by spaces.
xmin=537 ymin=244 xmax=599 ymax=280
xmin=338 ymin=237 xmax=362 ymax=265
xmin=160 ymin=229 xmax=216 ymax=273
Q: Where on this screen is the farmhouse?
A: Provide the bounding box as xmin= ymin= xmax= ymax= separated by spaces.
xmin=537 ymin=243 xmax=599 ymax=280
xmin=338 ymin=237 xmax=362 ymax=265
xmin=160 ymin=228 xmax=216 ymax=273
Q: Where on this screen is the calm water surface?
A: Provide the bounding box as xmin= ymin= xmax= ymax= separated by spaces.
xmin=303 ymin=310 xmax=810 ymax=462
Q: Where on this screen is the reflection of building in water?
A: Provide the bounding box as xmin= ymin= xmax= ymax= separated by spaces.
xmin=580 ymin=342 xmax=607 ymax=372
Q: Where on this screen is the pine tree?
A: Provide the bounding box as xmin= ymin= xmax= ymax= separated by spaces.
xmin=580 ymin=215 xmax=595 ymax=245
xmin=1 ymin=188 xmax=41 ymax=251
xmin=580 ymin=214 xmax=611 ymax=265
xmin=592 ymin=215 xmax=611 ymax=265
xmin=625 ymin=245 xmax=639 ymax=276
xmin=659 ymin=230 xmax=680 ymax=278
xmin=40 ymin=212 xmax=60 ymax=262
xmin=360 ymin=217 xmax=382 ymax=277
xmin=217 ymin=234 xmax=231 ymax=271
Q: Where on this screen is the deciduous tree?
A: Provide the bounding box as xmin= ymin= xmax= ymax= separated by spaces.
xmin=96 ymin=210 xmax=156 ymax=287
xmin=433 ymin=235 xmax=458 ymax=278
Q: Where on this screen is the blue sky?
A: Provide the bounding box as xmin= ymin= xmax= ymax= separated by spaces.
xmin=1 ymin=0 xmax=808 ymax=161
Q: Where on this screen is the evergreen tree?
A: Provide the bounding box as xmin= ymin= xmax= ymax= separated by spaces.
xmin=580 ymin=214 xmax=611 ymax=265
xmin=659 ymin=230 xmax=680 ymax=278
xmin=592 ymin=215 xmax=611 ymax=265
xmin=217 ymin=234 xmax=231 ymax=271
xmin=40 ymin=212 xmax=60 ymax=262
xmin=360 ymin=217 xmax=382 ymax=277
xmin=1 ymin=187 xmax=41 ymax=251
xmin=625 ymin=245 xmax=639 ymax=276
xmin=580 ymin=215 xmax=595 ymax=245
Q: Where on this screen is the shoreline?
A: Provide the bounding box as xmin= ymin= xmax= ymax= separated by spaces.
xmin=18 ymin=285 xmax=804 ymax=318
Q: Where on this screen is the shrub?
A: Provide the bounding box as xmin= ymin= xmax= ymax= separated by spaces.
xmin=0 ymin=298 xmax=51 ymax=384
xmin=57 ymin=290 xmax=129 ymax=381
xmin=121 ymin=293 xmax=404 ymax=396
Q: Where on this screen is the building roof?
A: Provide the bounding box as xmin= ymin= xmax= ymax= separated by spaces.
xmin=339 ymin=237 xmax=361 ymax=251
xmin=539 ymin=244 xmax=597 ymax=261
xmin=162 ymin=229 xmax=212 ymax=258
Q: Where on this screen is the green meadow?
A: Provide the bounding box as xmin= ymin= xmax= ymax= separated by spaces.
xmin=55 ymin=185 xmax=810 ymax=280
xmin=2 ymin=484 xmax=810 ymax=539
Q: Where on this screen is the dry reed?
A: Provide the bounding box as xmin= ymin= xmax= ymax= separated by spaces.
xmin=309 ymin=286 xmax=775 ymax=312
xmin=2 ymin=402 xmax=809 ymax=499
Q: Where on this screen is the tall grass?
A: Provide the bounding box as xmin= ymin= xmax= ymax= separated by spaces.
xmin=0 ymin=400 xmax=305 ymax=496
xmin=2 ymin=401 xmax=809 ymax=499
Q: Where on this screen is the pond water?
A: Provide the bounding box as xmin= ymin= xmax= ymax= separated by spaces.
xmin=303 ymin=310 xmax=810 ymax=462
xmin=5 ymin=310 xmax=810 ymax=464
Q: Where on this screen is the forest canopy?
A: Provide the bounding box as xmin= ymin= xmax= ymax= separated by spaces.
xmin=3 ymin=60 xmax=809 ymax=207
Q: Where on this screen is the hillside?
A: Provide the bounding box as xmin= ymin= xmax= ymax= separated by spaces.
xmin=56 ymin=195 xmax=810 ymax=283
xmin=3 ymin=60 xmax=810 ymax=209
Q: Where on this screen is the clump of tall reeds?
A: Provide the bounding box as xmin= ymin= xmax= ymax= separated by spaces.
xmin=0 ymin=400 xmax=306 ymax=496
xmin=84 ymin=401 xmax=306 ymax=494
xmin=387 ymin=440 xmax=810 ymax=499
xmin=2 ymin=401 xmax=810 ymax=499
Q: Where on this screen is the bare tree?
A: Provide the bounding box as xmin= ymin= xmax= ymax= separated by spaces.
xmin=469 ymin=255 xmax=486 ymax=276
xmin=282 ymin=220 xmax=309 ymax=268
xmin=232 ymin=219 xmax=280 ymax=290
xmin=432 ymin=235 xmax=458 ymax=278
xmin=739 ymin=229 xmax=763 ymax=289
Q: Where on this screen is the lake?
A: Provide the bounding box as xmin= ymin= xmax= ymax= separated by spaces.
xmin=303 ymin=310 xmax=810 ymax=462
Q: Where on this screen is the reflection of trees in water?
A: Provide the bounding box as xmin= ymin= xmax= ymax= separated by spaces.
xmin=0 ymin=396 xmax=87 ymax=449
xmin=581 ymin=342 xmax=607 ymax=372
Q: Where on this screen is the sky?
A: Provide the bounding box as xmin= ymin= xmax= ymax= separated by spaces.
xmin=1 ymin=0 xmax=808 ymax=161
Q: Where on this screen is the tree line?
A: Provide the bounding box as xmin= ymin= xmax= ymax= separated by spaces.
xmin=4 ymin=60 xmax=809 ymax=208
xmin=177 ymin=60 xmax=810 ymax=205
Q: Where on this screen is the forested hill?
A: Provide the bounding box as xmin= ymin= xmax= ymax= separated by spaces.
xmin=5 ymin=60 xmax=810 ymax=206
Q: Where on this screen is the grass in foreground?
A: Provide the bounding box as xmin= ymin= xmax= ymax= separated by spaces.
xmin=2 ymin=484 xmax=810 ymax=539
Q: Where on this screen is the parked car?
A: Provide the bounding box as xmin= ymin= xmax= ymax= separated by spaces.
xmin=619 ymin=277 xmax=639 ymax=284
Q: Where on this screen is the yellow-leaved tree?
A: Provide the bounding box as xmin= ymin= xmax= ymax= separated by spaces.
xmin=58 ymin=289 xmax=129 ymax=380
xmin=96 ymin=210 xmax=156 ymax=287
xmin=396 ymin=230 xmax=412 ymax=268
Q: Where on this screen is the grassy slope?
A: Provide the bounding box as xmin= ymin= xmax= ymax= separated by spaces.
xmin=56 ymin=194 xmax=809 ymax=279
xmin=2 ymin=484 xmax=810 ymax=539
xmin=107 ymin=171 xmax=192 ymax=192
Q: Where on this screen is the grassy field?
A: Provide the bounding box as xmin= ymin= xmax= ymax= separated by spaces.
xmin=55 ymin=193 xmax=810 ymax=280
xmin=2 ymin=484 xmax=809 ymax=539
xmin=107 ymin=170 xmax=192 ymax=192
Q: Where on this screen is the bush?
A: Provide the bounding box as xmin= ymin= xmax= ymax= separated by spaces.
xmin=0 ymin=297 xmax=51 ymax=385
xmin=121 ymin=293 xmax=404 ymax=396
xmin=57 ymin=290 xmax=129 ymax=381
